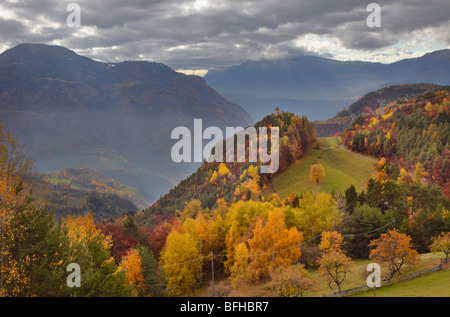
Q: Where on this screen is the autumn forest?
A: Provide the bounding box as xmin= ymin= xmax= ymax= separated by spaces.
xmin=1 ymin=87 xmax=449 ymax=297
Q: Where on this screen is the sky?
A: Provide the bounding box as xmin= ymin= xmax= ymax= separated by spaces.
xmin=0 ymin=0 xmax=449 ymax=76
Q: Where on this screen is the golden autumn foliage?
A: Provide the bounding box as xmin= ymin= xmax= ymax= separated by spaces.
xmin=429 ymin=232 xmax=450 ymax=263
xmin=309 ymin=164 xmax=325 ymax=184
xmin=413 ymin=162 xmax=427 ymax=184
xmin=160 ymin=230 xmax=203 ymax=296
xmin=177 ymin=199 xmax=206 ymax=223
xmin=247 ymin=209 xmax=302 ymax=280
xmin=294 ymin=192 xmax=342 ymax=241
xmin=121 ymin=248 xmax=144 ymax=295
xmin=65 ymin=213 xmax=97 ymax=242
xmin=229 ymin=242 xmax=251 ymax=289
xmin=234 ymin=178 xmax=260 ymax=201
xmin=374 ymin=157 xmax=388 ymax=181
xmin=369 ymin=229 xmax=420 ymax=278
xmin=320 ymin=231 xmax=345 ymax=254
xmin=218 ymin=163 xmax=230 ymax=176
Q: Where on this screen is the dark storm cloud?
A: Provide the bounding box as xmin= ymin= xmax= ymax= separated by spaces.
xmin=0 ymin=0 xmax=449 ymax=70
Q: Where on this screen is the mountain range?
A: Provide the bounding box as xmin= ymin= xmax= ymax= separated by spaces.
xmin=0 ymin=43 xmax=253 ymax=202
xmin=204 ymin=49 xmax=450 ymax=121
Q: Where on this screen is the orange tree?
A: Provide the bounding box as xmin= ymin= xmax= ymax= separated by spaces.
xmin=271 ymin=264 xmax=317 ymax=297
xmin=317 ymin=231 xmax=352 ymax=294
xmin=247 ymin=209 xmax=302 ymax=280
xmin=120 ymin=248 xmax=144 ymax=296
xmin=369 ymin=229 xmax=420 ymax=279
xmin=318 ymin=249 xmax=352 ymax=294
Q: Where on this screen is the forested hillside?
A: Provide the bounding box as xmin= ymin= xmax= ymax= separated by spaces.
xmin=342 ymin=88 xmax=450 ymax=197
xmin=314 ymin=84 xmax=443 ymax=137
xmin=141 ymin=111 xmax=316 ymax=220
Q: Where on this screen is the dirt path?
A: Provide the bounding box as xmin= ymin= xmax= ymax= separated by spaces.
xmin=337 ymin=145 xmax=377 ymax=162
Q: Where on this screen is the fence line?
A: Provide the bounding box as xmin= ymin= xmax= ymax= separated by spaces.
xmin=328 ymin=259 xmax=447 ymax=297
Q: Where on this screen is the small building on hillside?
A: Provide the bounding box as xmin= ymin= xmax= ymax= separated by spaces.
xmin=274 ymin=107 xmax=280 ymax=116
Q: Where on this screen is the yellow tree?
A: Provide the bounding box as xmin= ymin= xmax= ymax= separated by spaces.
xmin=295 ymin=192 xmax=342 ymax=241
xmin=413 ymin=162 xmax=427 ymax=184
xmin=309 ymin=164 xmax=325 ymax=184
xmin=210 ymin=170 xmax=218 ymax=183
xmin=120 ymin=248 xmax=144 ymax=296
xmin=398 ymin=168 xmax=408 ymax=182
xmin=65 ymin=213 xmax=98 ymax=243
xmin=429 ymin=232 xmax=450 ymax=263
xmin=177 ymin=199 xmax=206 ymax=223
xmin=317 ymin=230 xmax=351 ymax=294
xmin=189 ymin=213 xmax=217 ymax=257
xmin=369 ymin=229 xmax=420 ymax=279
xmin=320 ymin=231 xmax=345 ymax=253
xmin=247 ymin=209 xmax=302 ymax=280
xmin=224 ymin=227 xmax=240 ymax=274
xmin=218 ymin=163 xmax=230 ymax=176
xmin=229 ymin=242 xmax=251 ymax=289
xmin=375 ymin=157 xmax=388 ymax=181
xmin=160 ymin=230 xmax=203 ymax=296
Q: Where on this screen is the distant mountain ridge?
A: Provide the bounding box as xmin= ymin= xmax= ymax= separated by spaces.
xmin=204 ymin=49 xmax=450 ymax=121
xmin=0 ymin=43 xmax=253 ymax=200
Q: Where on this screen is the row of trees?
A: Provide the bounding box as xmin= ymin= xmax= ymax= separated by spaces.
xmin=158 ymin=192 xmax=340 ymax=295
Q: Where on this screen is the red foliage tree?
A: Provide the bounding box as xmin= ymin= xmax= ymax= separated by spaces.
xmin=97 ymin=223 xmax=138 ymax=262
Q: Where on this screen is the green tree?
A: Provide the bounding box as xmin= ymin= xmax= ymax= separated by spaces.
xmin=63 ymin=213 xmax=133 ymax=297
xmin=136 ymin=245 xmax=170 ymax=297
xmin=344 ymin=184 xmax=358 ymax=214
xmin=344 ymin=204 xmax=392 ymax=259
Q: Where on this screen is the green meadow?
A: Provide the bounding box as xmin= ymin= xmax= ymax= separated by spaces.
xmin=271 ymin=137 xmax=376 ymax=198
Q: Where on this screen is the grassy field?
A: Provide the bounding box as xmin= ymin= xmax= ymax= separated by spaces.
xmin=270 ymin=137 xmax=376 ymax=198
xmin=190 ymin=253 xmax=449 ymax=297
xmin=352 ymin=269 xmax=450 ymax=297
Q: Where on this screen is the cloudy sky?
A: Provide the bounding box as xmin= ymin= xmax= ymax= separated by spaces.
xmin=0 ymin=0 xmax=449 ymax=75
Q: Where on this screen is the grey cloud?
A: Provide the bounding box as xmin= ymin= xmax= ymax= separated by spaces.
xmin=0 ymin=0 xmax=448 ymax=70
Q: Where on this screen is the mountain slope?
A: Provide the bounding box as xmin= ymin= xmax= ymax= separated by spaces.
xmin=205 ymin=50 xmax=450 ymax=121
xmin=341 ymin=88 xmax=450 ymax=196
xmin=314 ymin=83 xmax=443 ymax=137
xmin=0 ymin=43 xmax=253 ymax=200
xmin=141 ymin=111 xmax=316 ymax=220
xmin=36 ymin=167 xmax=150 ymax=222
